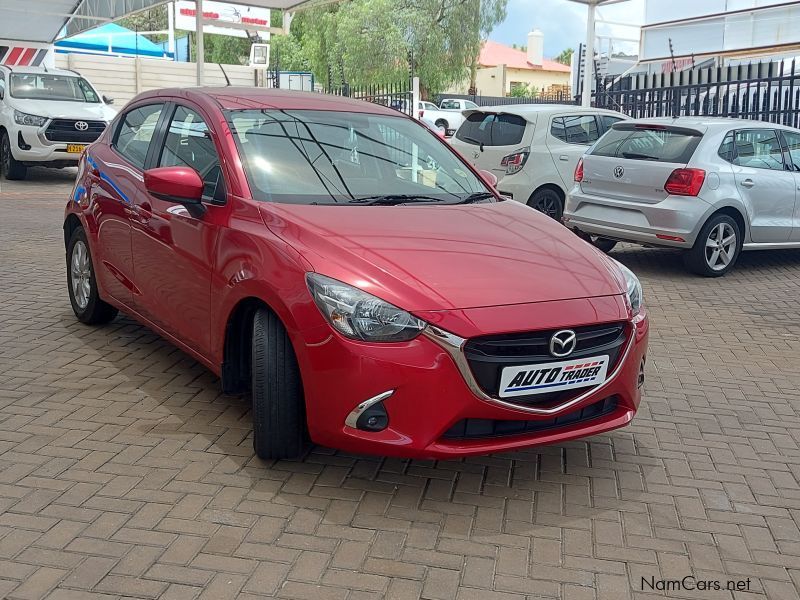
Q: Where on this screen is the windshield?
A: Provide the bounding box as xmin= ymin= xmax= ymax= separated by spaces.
xmin=227 ymin=109 xmax=491 ymax=204
xmin=9 ymin=74 xmax=100 ymax=103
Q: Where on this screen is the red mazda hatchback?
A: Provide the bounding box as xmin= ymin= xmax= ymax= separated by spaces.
xmin=63 ymin=88 xmax=649 ymax=459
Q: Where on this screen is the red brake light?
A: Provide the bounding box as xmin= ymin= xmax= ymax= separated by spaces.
xmin=664 ymin=168 xmax=706 ymax=196
xmin=574 ymin=157 xmax=584 ymax=182
xmin=500 ymin=147 xmax=530 ymax=175
xmin=420 ymin=110 xmax=424 ymax=118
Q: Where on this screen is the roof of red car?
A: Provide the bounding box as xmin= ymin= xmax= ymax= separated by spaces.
xmin=479 ymin=40 xmax=571 ymax=73
xmin=138 ymin=87 xmax=404 ymax=116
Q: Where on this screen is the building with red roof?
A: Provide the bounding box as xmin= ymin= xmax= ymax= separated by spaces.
xmin=450 ymin=31 xmax=572 ymax=97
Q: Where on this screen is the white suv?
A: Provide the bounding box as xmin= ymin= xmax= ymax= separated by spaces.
xmin=0 ymin=66 xmax=116 ymax=180
xmin=449 ymin=105 xmax=627 ymax=220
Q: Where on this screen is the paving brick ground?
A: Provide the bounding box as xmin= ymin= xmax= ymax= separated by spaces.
xmin=2 ymin=168 xmax=800 ymax=599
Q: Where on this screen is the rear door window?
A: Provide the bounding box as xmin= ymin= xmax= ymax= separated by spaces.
xmin=550 ymin=115 xmax=601 ymax=145
xmin=599 ymin=115 xmax=624 ymax=133
xmin=589 ymin=125 xmax=702 ymax=163
xmin=113 ymin=104 xmax=164 ymax=169
xmin=780 ymin=130 xmax=800 ymax=171
xmin=455 ymin=112 xmax=526 ymax=146
xmin=731 ymin=129 xmax=785 ymax=171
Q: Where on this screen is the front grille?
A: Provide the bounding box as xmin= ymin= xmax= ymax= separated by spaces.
xmin=442 ymin=396 xmax=618 ymax=440
xmin=44 ymin=119 xmax=106 ymax=143
xmin=464 ymin=322 xmax=628 ymax=406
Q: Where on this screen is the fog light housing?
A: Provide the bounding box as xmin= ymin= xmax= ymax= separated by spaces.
xmin=345 ymin=390 xmax=393 ymax=432
xmin=17 ymin=131 xmax=31 ymax=151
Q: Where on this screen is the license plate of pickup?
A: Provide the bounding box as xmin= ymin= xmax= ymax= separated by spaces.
xmin=498 ymin=355 xmax=610 ymax=398
xmin=66 ymin=144 xmax=87 ymax=154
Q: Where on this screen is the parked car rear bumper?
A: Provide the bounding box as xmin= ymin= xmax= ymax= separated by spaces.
xmin=564 ymin=187 xmax=715 ymax=248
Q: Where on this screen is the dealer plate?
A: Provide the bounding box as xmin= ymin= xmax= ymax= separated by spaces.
xmin=66 ymin=144 xmax=87 ymax=154
xmin=499 ymin=355 xmax=610 ymax=398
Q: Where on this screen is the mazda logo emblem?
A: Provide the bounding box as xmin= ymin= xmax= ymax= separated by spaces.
xmin=549 ymin=329 xmax=577 ymax=358
xmin=75 ymin=121 xmax=89 ymax=131
xmin=613 ymin=166 xmax=624 ymax=179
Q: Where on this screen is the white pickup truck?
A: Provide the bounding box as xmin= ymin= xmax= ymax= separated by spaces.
xmin=0 ymin=65 xmax=116 ymax=180
xmin=420 ymin=98 xmax=479 ymax=136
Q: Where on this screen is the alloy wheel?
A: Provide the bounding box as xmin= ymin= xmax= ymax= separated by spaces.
xmin=533 ymin=195 xmax=561 ymax=220
xmin=705 ymin=222 xmax=736 ymax=271
xmin=70 ymin=240 xmax=92 ymax=310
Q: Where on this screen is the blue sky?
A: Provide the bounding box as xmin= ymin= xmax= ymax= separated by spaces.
xmin=491 ymin=0 xmax=645 ymax=59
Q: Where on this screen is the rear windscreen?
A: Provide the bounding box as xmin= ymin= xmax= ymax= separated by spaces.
xmin=455 ymin=112 xmax=527 ymax=147
xmin=589 ymin=126 xmax=702 ymax=163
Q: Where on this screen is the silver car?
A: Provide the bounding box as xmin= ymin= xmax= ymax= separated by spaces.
xmin=565 ymin=117 xmax=800 ymax=276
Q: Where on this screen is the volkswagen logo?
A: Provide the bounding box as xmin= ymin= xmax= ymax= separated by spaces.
xmin=549 ymin=329 xmax=577 ymax=358
xmin=74 ymin=121 xmax=89 ymax=131
xmin=613 ymin=166 xmax=625 ymax=179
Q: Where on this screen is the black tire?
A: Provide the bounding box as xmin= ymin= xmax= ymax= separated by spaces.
xmin=528 ymin=188 xmax=563 ymax=221
xmin=251 ymin=308 xmax=308 ymax=459
xmin=683 ymin=213 xmax=742 ymax=277
xmin=66 ymin=227 xmax=118 ymax=324
xmin=591 ymin=236 xmax=617 ymax=253
xmin=434 ymin=119 xmax=448 ymax=133
xmin=1 ymin=130 xmax=27 ymax=181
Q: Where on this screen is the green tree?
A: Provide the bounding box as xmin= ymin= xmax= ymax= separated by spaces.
xmin=509 ymin=82 xmax=537 ymax=98
xmin=555 ymin=47 xmax=574 ymax=66
xmin=297 ymin=0 xmax=508 ymax=96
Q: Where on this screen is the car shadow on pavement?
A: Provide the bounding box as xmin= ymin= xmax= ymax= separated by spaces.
xmin=60 ymin=306 xmax=655 ymax=528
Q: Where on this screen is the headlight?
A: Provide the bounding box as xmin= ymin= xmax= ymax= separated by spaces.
xmin=14 ymin=110 xmax=48 ymax=127
xmin=615 ymin=261 xmax=643 ymax=315
xmin=306 ymin=273 xmax=426 ymax=342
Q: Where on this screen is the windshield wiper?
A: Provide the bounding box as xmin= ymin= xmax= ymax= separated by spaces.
xmin=348 ymin=195 xmax=445 ymax=206
xmin=457 ymin=192 xmax=496 ymax=204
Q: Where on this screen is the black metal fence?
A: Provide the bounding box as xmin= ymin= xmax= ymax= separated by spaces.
xmin=326 ymin=82 xmax=414 ymax=117
xmin=594 ymin=59 xmax=800 ymax=127
xmin=436 ymin=92 xmax=576 ymax=107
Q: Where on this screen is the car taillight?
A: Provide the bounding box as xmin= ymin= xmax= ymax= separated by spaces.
xmin=574 ymin=157 xmax=584 ymax=182
xmin=664 ymin=168 xmax=706 ymax=196
xmin=500 ymin=147 xmax=530 ymax=175
xmin=419 ymin=110 xmax=424 ymax=118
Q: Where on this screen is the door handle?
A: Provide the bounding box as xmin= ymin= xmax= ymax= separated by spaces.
xmin=136 ymin=201 xmax=153 ymax=221
xmin=740 ymin=179 xmax=755 ymax=188
xmin=559 ymin=155 xmax=569 ymax=161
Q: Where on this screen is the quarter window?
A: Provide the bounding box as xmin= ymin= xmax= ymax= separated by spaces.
xmin=159 ymin=105 xmax=224 ymax=202
xmin=550 ymin=115 xmax=601 ymax=145
xmin=731 ymin=129 xmax=785 ymax=171
xmin=114 ymin=104 xmax=164 ymax=169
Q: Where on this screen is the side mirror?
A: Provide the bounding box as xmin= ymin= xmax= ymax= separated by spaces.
xmin=103 ymin=95 xmax=114 ymax=105
xmin=144 ymin=166 xmax=204 ymax=206
xmin=479 ymin=169 xmax=498 ymax=188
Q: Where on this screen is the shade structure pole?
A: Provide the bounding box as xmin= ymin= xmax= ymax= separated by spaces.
xmin=582 ymin=1 xmax=596 ymax=107
xmin=196 ymin=0 xmax=205 ymax=85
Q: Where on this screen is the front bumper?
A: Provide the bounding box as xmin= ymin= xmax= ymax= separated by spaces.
xmin=9 ymin=124 xmax=87 ymax=165
xmin=297 ymin=297 xmax=649 ymax=459
xmin=564 ymin=187 xmax=714 ymax=248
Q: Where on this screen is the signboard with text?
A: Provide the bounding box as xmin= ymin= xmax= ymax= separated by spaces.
xmin=175 ymin=1 xmax=270 ymax=38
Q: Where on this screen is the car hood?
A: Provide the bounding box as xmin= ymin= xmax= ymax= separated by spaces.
xmin=10 ymin=99 xmax=116 ymax=121
xmin=260 ymin=200 xmax=625 ymax=312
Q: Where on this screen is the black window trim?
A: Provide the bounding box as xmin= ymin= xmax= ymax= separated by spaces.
xmin=777 ymin=129 xmax=800 ymax=172
xmin=549 ymin=114 xmax=602 ymax=146
xmin=151 ymin=100 xmax=228 ymax=205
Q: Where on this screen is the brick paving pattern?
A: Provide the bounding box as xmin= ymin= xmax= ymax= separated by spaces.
xmin=1 ymin=168 xmax=800 ymax=599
